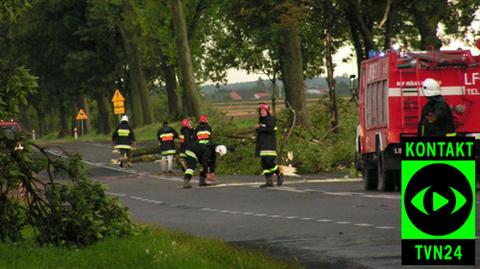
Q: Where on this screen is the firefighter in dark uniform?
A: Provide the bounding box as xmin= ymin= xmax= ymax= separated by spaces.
xmin=112 ymin=115 xmax=136 ymax=167
xmin=256 ymin=103 xmax=283 ymax=187
xmin=418 ymin=78 xmax=456 ymax=137
xmin=183 ymin=143 xmax=227 ymax=188
xmin=157 ymin=121 xmax=179 ymax=174
xmin=178 ymin=118 xmax=194 ymax=171
xmin=194 ymin=114 xmax=212 ymax=144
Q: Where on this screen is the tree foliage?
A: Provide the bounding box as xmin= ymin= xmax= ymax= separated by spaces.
xmin=0 ymin=131 xmax=134 ymax=246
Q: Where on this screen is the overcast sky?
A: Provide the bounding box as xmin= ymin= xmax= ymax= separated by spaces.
xmin=207 ymin=8 xmax=480 ymax=86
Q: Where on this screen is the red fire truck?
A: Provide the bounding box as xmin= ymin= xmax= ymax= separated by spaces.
xmin=356 ymin=45 xmax=480 ymax=191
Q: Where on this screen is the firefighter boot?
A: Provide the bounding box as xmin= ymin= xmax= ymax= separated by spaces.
xmin=276 ymin=173 xmax=284 ymax=186
xmin=199 ymin=176 xmax=209 ymax=187
xmin=259 ymin=175 xmax=274 ymax=188
xmin=183 ymin=178 xmax=192 ymax=189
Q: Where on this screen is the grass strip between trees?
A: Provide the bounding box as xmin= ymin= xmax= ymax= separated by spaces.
xmin=0 ymin=227 xmax=303 ymax=269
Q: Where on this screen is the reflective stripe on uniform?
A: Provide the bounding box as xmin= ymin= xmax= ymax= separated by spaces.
xmin=185 ymin=150 xmax=198 ymax=160
xmin=118 ymin=129 xmax=130 ymax=136
xmin=198 ymin=140 xmax=210 ymax=144
xmin=179 ymin=135 xmax=185 ymax=143
xmin=114 ymin=145 xmax=132 ymax=149
xmin=185 ymin=169 xmax=194 ymax=175
xmin=197 ymin=131 xmax=211 ymax=140
xmin=161 ymin=149 xmax=176 ymax=155
xmin=160 ymin=133 xmax=174 ymax=141
xmin=260 ymin=150 xmax=277 ymax=157
xmin=262 ymin=165 xmax=279 ymax=175
xmin=446 ymin=132 xmax=457 ymax=137
xmin=179 ymin=153 xmax=187 ymax=158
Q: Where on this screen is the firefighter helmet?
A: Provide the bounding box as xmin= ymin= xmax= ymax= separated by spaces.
xmin=199 ymin=114 xmax=208 ymax=123
xmin=181 ymin=118 xmax=191 ymax=128
xmin=121 ymin=115 xmax=129 ymax=122
xmin=422 ymin=78 xmax=441 ymax=97
xmin=215 ymin=145 xmax=227 ymax=156
xmin=258 ymin=103 xmax=270 ymax=115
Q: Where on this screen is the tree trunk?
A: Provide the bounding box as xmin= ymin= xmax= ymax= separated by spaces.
xmin=171 ymin=0 xmax=202 ymax=118
xmin=271 ymin=76 xmax=277 ymax=117
xmin=324 ymin=0 xmax=339 ymax=134
xmin=37 ymin=108 xmax=46 ymax=137
xmin=382 ymin=0 xmax=397 ymax=50
xmin=410 ymin=1 xmax=446 ymax=50
xmin=278 ymin=22 xmax=309 ymax=127
xmin=95 ymin=93 xmax=112 ymax=135
xmin=161 ymin=55 xmax=182 ymax=119
xmin=49 ymin=107 xmax=56 ymax=135
xmin=19 ymin=105 xmax=31 ymax=132
xmin=58 ymin=98 xmax=69 ymax=138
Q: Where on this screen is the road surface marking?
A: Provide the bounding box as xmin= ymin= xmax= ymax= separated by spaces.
xmin=354 ymin=223 xmax=373 ymax=227
xmin=376 ymin=226 xmax=396 ymax=230
xmin=107 ymin=191 xmax=396 ymax=231
xmin=273 ymin=187 xmax=307 ymax=193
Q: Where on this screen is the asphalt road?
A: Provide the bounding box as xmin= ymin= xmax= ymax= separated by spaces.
xmin=46 ymin=141 xmax=480 ymax=269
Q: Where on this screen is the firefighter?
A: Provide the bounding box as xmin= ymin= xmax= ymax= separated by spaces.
xmin=194 ymin=114 xmax=212 ymax=144
xmin=157 ymin=121 xmax=179 ymax=174
xmin=112 ymin=115 xmax=136 ymax=167
xmin=418 ymin=78 xmax=456 ymax=137
xmin=183 ymin=143 xmax=227 ymax=188
xmin=178 ymin=118 xmax=194 ymax=171
xmin=256 ymin=103 xmax=283 ymax=187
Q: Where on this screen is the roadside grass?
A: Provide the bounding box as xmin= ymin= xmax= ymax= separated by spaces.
xmin=0 ymin=227 xmax=302 ymax=269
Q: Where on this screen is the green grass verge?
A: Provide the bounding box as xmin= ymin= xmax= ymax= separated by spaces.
xmin=0 ymin=227 xmax=302 ymax=269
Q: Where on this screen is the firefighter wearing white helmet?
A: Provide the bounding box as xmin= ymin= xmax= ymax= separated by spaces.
xmin=182 ymin=142 xmax=227 ymax=188
xmin=112 ymin=115 xmax=136 ymax=166
xmin=418 ymin=78 xmax=456 ymax=137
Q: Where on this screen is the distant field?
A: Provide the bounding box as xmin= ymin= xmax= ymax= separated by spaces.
xmin=213 ymin=98 xmax=322 ymax=118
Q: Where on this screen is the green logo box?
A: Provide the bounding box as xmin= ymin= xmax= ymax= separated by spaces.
xmin=401 ymin=137 xmax=476 ymax=265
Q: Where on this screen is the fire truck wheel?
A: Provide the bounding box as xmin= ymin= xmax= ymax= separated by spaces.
xmin=377 ymin=151 xmax=396 ymax=192
xmin=363 ymin=155 xmax=378 ymax=190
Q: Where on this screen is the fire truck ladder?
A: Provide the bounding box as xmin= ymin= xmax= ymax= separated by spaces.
xmin=399 ymin=58 xmax=421 ymax=131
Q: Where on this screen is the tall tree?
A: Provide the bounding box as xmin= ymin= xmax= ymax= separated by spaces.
xmin=171 ymin=0 xmax=202 ymax=117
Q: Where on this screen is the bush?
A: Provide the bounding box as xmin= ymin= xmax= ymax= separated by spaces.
xmin=207 ymin=97 xmax=357 ymax=174
xmin=0 ymin=129 xmax=134 ymax=246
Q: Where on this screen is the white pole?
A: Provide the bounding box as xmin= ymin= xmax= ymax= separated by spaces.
xmin=74 ymin=127 xmax=78 ymax=140
xmin=32 ymin=129 xmax=36 ymax=140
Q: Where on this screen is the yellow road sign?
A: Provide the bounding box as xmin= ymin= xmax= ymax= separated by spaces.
xmin=114 ymin=107 xmax=125 ymax=115
xmin=113 ymin=101 xmax=124 ymax=108
xmin=112 ymin=89 xmax=125 ymax=102
xmin=76 ymin=109 xmax=88 ymax=120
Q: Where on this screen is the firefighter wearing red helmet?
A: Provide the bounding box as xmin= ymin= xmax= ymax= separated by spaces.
xmin=418 ymin=78 xmax=456 ymax=137
xmin=256 ymin=103 xmax=283 ymax=187
xmin=194 ymin=114 xmax=212 ymax=144
xmin=178 ymin=118 xmax=194 ymax=170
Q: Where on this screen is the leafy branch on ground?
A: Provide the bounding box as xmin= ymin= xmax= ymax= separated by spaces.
xmin=0 ymin=129 xmax=135 ymax=246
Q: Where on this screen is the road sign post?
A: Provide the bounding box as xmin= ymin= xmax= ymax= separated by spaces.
xmin=112 ymin=89 xmax=126 ymax=121
xmin=401 ymin=137 xmax=476 ymax=265
xmin=75 ymin=109 xmax=88 ymax=137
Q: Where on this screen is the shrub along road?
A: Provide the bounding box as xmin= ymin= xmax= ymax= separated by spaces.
xmin=48 ymin=142 xmax=480 ymax=269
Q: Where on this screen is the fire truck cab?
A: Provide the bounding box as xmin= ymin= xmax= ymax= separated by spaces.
xmin=356 ymin=46 xmax=480 ymax=191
